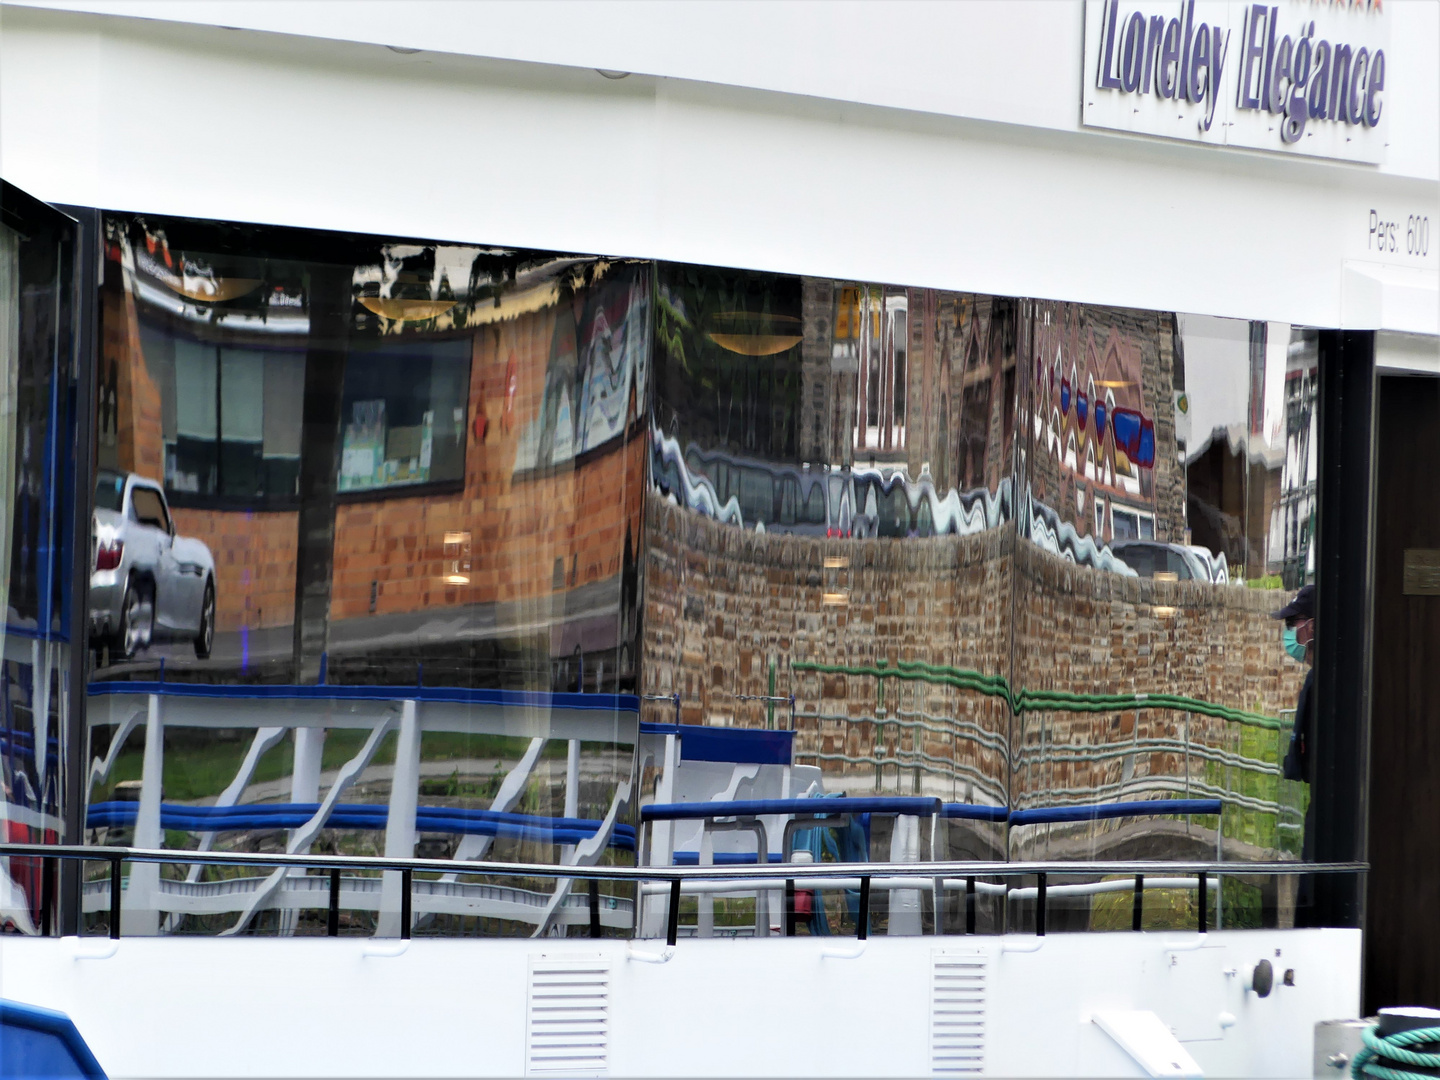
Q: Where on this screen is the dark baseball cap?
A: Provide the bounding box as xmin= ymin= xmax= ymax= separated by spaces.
xmin=1270 ymin=583 xmax=1315 ymax=621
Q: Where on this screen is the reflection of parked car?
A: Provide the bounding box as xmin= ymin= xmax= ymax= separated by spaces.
xmin=90 ymin=471 xmax=216 ymax=660
xmin=1110 ymin=540 xmax=1220 ymax=583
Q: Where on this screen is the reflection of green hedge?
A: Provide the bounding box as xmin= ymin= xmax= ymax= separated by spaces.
xmin=1203 ymin=722 xmax=1307 ymax=859
xmin=96 ymin=731 xmax=297 ymax=803
xmin=1246 ymin=575 xmax=1286 ymax=590
xmin=1089 ymin=876 xmax=1262 ymax=930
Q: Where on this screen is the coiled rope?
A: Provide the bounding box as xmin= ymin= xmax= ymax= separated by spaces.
xmin=1351 ymin=1024 xmax=1440 ymax=1080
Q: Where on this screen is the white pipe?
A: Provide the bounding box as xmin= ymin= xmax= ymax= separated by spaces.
xmin=361 ymin=941 xmax=409 ymax=958
xmin=626 ymin=945 xmax=675 ymax=964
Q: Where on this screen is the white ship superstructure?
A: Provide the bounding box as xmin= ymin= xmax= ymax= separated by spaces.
xmin=0 ymin=2 xmax=1436 ymax=1076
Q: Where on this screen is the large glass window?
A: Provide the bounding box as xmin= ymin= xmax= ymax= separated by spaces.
xmin=0 ymin=181 xmax=83 ymax=936
xmin=87 ymin=213 xmax=647 ymax=938
xmin=75 ymin=209 xmax=1364 ymax=940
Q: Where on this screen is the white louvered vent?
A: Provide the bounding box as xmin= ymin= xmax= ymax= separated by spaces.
xmin=931 ymin=948 xmax=987 ymax=1075
xmin=525 ymin=954 xmax=610 ymax=1077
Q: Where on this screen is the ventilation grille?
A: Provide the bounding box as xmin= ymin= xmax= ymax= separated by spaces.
xmin=526 ymin=955 xmax=610 ymax=1076
xmin=931 ymin=949 xmax=987 ymax=1075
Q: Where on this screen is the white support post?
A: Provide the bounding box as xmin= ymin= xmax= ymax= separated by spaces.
xmin=887 ymin=814 xmax=922 ymax=936
xmin=697 ymin=826 xmax=714 ymax=938
xmin=378 ymin=699 xmax=421 ymax=938
xmin=561 ymin=738 xmax=580 ymax=863
xmin=277 ymin=724 xmax=328 ymax=934
xmin=290 ymin=725 xmax=326 ymax=849
xmin=122 ymin=694 xmax=164 ymax=936
xmin=640 ymin=733 xmax=679 ymax=937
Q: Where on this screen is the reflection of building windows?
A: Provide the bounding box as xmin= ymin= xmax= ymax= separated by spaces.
xmin=338 ymin=338 xmax=469 ymax=495
xmin=141 ymin=323 xmax=306 ymax=506
xmin=845 ymin=287 xmax=907 ymax=454
xmin=1111 ymin=506 xmax=1155 ymax=541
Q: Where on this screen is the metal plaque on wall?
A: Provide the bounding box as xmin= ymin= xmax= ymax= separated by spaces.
xmin=1403 ymin=549 xmax=1440 ymax=596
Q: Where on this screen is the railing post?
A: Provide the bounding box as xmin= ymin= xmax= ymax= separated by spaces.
xmin=857 ymin=876 xmax=871 ymax=940
xmin=666 ymin=878 xmax=682 ymax=947
xmin=1132 ymin=874 xmax=1144 ymax=931
xmin=1036 ymin=873 xmax=1047 ymax=937
xmin=933 ymin=877 xmax=945 ymax=936
xmin=40 ymin=856 xmax=54 ymax=937
xmin=784 ymin=878 xmax=796 ymax=937
xmin=588 ymin=878 xmax=602 ymax=939
xmin=1197 ymin=872 xmax=1208 ymax=933
xmin=108 ymin=857 xmax=122 ymax=940
xmin=965 ymin=877 xmax=976 ymax=935
xmin=400 ymin=868 xmax=412 ymax=940
xmin=327 ymin=869 xmax=340 ymax=936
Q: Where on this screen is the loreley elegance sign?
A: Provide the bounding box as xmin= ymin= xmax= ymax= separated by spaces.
xmin=1082 ymin=0 xmax=1389 ymax=163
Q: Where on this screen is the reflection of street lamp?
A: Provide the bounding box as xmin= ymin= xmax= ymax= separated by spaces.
xmin=358 ymin=297 xmax=457 ymax=321
xmin=705 ymin=312 xmax=803 ymax=356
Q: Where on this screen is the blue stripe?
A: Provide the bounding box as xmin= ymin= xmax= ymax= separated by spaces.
xmin=1007 ymin=799 xmax=1222 ymax=825
xmin=941 ymin=803 xmax=1011 ymax=822
xmin=643 ymin=796 xmax=940 ymax=821
xmin=671 ymin=851 xmax=784 ymax=865
xmin=86 ymin=802 xmax=636 ymax=850
xmin=86 ymin=681 xmax=639 ymax=714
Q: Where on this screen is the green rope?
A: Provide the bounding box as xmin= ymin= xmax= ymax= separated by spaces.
xmin=1351 ymin=1025 xmax=1440 ymax=1080
xmin=791 ymin=658 xmax=1285 ymax=730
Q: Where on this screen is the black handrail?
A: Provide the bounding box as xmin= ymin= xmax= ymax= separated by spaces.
xmin=5 ymin=844 xmax=1365 ymax=946
xmin=2 ymin=843 xmax=1364 ymax=882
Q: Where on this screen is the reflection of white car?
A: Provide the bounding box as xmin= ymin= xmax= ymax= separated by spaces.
xmin=1110 ymin=540 xmax=1227 ymax=584
xmin=89 ymin=471 xmax=216 ymax=660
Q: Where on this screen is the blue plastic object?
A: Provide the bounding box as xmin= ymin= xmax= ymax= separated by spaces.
xmin=639 ymin=722 xmax=794 ymax=766
xmin=0 ymin=1001 xmax=106 ymax=1079
xmin=86 ymin=802 xmax=637 ymax=850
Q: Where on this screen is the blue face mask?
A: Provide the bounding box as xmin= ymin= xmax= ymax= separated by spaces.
xmin=1283 ymin=626 xmax=1306 ymax=663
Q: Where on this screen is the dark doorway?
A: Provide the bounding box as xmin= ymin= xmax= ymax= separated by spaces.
xmin=1364 ymin=373 xmax=1440 ymax=1013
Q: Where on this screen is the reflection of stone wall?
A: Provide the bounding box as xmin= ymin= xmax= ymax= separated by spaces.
xmin=640 ymin=491 xmax=1012 ymax=801
xmin=642 ymin=492 xmax=1305 ymax=836
xmin=1012 ymin=540 xmax=1303 ymax=796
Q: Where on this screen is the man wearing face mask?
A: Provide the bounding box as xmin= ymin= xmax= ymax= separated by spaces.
xmin=1272 ymin=584 xmax=1316 ymax=784
xmin=1271 ymin=583 xmax=1316 ymax=924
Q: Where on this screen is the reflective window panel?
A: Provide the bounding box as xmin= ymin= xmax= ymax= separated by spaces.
xmin=87 ymin=214 xmax=642 ymax=936
xmin=0 ymin=182 xmax=82 ymax=936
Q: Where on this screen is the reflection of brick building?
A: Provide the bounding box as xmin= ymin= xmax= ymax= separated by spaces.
xmin=641 ymin=484 xmax=1304 ymax=855
xmin=100 ymin=271 xmax=300 ymax=634
xmin=100 ymin=251 xmax=644 ymax=680
xmin=796 ymin=284 xmax=1018 ymax=496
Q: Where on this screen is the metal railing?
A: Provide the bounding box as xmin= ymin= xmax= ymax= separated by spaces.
xmin=1 ymin=843 xmax=1364 ymax=948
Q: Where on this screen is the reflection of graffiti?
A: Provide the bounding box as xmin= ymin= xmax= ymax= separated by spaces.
xmin=1021 ymin=486 xmax=1138 ymax=576
xmin=649 ymin=425 xmax=1009 ymax=540
xmin=653 ymin=428 xmax=1153 ymax=575
xmin=515 ymin=265 xmax=649 ymax=473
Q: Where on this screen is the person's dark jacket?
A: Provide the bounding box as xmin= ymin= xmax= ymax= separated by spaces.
xmin=1282 ymin=667 xmax=1314 ymax=784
